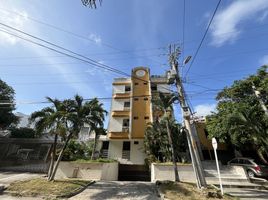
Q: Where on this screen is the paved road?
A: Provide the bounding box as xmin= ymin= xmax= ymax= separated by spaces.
xmin=0 ymin=171 xmax=41 ymax=186
xmin=224 ymin=187 xmax=268 ymax=200
xmin=69 ymin=181 xmax=160 ymax=200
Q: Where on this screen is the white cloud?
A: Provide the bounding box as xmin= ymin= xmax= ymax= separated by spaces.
xmin=88 ymin=33 xmax=102 ymax=45
xmin=194 ymin=104 xmax=216 ymax=117
xmin=259 ymin=55 xmax=268 ymax=65
xmin=210 ymin=0 xmax=268 ymax=47
xmin=0 ymin=9 xmax=28 ymax=45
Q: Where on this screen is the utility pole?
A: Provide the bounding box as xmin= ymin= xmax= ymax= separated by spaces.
xmin=252 ymin=85 xmax=268 ymax=117
xmin=167 ymin=44 xmax=207 ymax=188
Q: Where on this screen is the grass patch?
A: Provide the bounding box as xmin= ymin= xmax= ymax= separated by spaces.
xmin=158 ymin=181 xmax=236 ymax=200
xmin=7 ymin=178 xmax=91 ymax=198
xmin=72 ymin=158 xmax=117 ymax=163
xmin=156 ymin=162 xmax=191 ymax=165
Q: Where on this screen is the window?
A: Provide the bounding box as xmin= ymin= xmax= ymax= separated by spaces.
xmin=143 ymin=82 xmax=148 ymax=85
xmin=123 ymin=119 xmax=129 ymax=127
xmin=134 ymin=82 xmax=139 ymax=85
xmin=151 ymin=84 xmax=157 ymax=91
xmin=134 ymin=141 xmax=139 ymax=145
xmin=134 ymin=116 xmax=139 ymax=120
xmin=102 ymin=141 xmax=109 ymax=150
xmin=144 ymin=116 xmax=149 ymax=120
xmin=123 ymin=141 xmax=131 ymax=150
xmin=230 ymin=159 xmax=239 ymax=164
xmin=125 ymin=85 xmax=131 ymax=92
xmin=124 ymin=102 xmax=130 ymax=108
xmin=134 ymin=98 xmax=139 ymax=101
xmin=241 ymin=159 xmax=251 ymax=165
xmin=144 ymin=97 xmax=148 ymax=101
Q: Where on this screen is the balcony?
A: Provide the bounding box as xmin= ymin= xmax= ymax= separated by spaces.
xmin=108 ymin=127 xmax=129 ymax=139
xmin=108 ymin=132 xmax=129 ymax=139
xmin=112 ymin=110 xmax=130 ymax=117
xmin=113 ymin=93 xmax=131 ymax=99
xmin=113 ymin=78 xmax=131 ymax=85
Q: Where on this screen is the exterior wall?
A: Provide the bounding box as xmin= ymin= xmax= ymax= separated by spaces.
xmin=156 ymin=83 xmax=170 ymax=93
xmin=113 ymin=85 xmax=127 ymax=94
xmin=112 ymin=99 xmax=127 ymax=111
xmin=130 ymin=140 xmax=146 ymax=164
xmin=151 ymin=163 xmax=196 ymax=183
xmin=131 ymin=67 xmax=152 ymax=139
xmin=56 ymin=162 xmax=118 ymax=181
xmin=108 ymin=118 xmax=124 ymax=132
xmin=108 ymin=141 xmax=123 ymax=160
xmin=196 ymin=122 xmax=226 ymax=151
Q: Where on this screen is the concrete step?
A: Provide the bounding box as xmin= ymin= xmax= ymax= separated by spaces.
xmin=206 ymin=177 xmax=249 ymax=184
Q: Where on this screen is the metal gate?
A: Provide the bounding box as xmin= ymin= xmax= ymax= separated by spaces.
xmin=118 ymin=164 xmax=150 ymax=181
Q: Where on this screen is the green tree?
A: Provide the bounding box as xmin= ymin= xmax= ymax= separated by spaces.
xmin=0 ymin=79 xmax=19 ymax=129
xmin=30 ymin=97 xmax=67 ymax=180
xmin=49 ymin=95 xmax=107 ymax=181
xmin=207 ymin=66 xmax=268 ymax=163
xmin=9 ymin=127 xmax=36 ymax=138
xmin=147 ymin=92 xmax=181 ymax=182
xmin=31 ymin=95 xmax=107 ymax=181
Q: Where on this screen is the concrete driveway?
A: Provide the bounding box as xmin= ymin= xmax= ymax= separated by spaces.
xmin=69 ymin=181 xmax=160 ymax=200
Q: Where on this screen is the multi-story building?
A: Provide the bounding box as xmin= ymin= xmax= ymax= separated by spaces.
xmin=105 ymin=67 xmax=170 ymax=164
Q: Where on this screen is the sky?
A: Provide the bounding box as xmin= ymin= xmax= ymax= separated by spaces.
xmin=0 ymin=0 xmax=268 ymax=124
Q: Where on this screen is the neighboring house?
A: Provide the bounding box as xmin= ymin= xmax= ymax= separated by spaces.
xmin=103 ymin=67 xmax=170 ymax=164
xmin=16 ymin=112 xmax=32 ymax=128
xmin=194 ymin=117 xmax=234 ymax=163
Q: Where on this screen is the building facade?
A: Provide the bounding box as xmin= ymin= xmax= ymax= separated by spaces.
xmin=105 ymin=67 xmax=169 ymax=164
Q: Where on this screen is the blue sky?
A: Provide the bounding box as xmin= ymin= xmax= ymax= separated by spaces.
xmin=0 ymin=0 xmax=268 ymax=123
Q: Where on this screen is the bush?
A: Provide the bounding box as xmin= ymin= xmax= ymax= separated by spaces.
xmin=61 ymin=140 xmax=93 ymax=161
xmin=9 ymin=127 xmax=36 ymax=138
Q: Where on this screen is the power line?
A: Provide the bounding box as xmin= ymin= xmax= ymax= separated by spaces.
xmin=0 ymin=7 xmax=119 ymax=51
xmin=181 ymin=0 xmax=186 ymax=76
xmin=0 ymin=94 xmax=156 ymax=105
xmin=184 ymin=0 xmax=222 ymax=77
xmin=0 ymin=7 xmax=166 ymax=65
xmin=0 ymin=25 xmax=176 ymax=94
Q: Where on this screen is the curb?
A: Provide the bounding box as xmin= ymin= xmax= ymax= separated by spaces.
xmin=56 ymin=180 xmax=96 ymax=198
xmin=213 ymin=183 xmax=268 ymax=190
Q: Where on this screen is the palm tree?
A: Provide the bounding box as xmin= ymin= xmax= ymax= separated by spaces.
xmin=49 ymin=95 xmax=107 ymax=180
xmin=29 ymin=97 xmax=67 ymax=180
xmin=81 ymin=0 xmax=102 ymax=8
xmin=153 ymin=92 xmax=180 ymax=182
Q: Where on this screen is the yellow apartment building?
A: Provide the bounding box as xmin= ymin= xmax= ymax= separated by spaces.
xmin=104 ymin=67 xmax=170 ymax=164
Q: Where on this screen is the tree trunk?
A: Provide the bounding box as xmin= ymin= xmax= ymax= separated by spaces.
xmin=166 ymin=120 xmax=180 ymax=182
xmin=257 ymin=148 xmax=268 ymax=164
xmin=49 ymin=133 xmax=73 ymax=181
xmin=91 ymin=132 xmax=98 ymax=160
xmin=47 ymin=134 xmax=58 ymax=180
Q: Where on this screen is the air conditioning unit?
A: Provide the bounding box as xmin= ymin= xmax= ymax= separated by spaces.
xmin=166 ymin=69 xmax=177 ymax=84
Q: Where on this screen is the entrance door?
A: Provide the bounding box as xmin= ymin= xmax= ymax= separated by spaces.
xmin=122 ymin=141 xmax=130 ymax=160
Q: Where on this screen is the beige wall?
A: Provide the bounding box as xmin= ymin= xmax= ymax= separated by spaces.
xmin=55 ymin=162 xmax=118 ymax=181
xmin=130 ymin=140 xmax=146 ymax=164
xmin=108 ymin=141 xmax=123 ymax=160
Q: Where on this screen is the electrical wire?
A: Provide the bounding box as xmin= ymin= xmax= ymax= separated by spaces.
xmin=0 ymin=25 xmax=176 ymax=94
xmin=184 ymin=0 xmax=222 ymax=77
